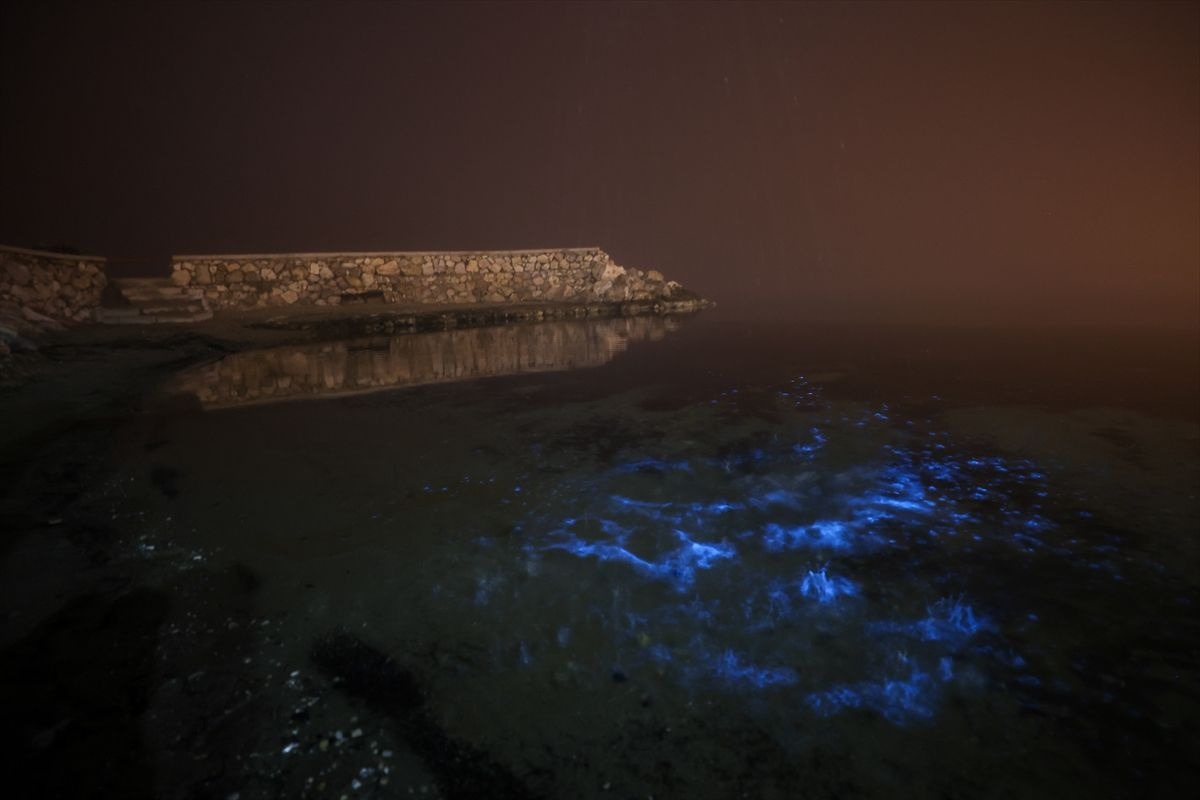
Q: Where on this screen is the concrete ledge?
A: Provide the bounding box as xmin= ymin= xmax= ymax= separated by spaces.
xmin=0 ymin=244 xmax=107 ymax=263
xmin=172 ymin=247 xmax=603 ymax=260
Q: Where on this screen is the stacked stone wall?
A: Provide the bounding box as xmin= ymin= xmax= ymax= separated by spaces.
xmin=170 ymin=248 xmax=686 ymax=310
xmin=0 ymin=245 xmax=107 ymax=321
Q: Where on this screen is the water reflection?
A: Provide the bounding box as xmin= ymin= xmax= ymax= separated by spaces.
xmin=167 ymin=316 xmax=681 ymax=408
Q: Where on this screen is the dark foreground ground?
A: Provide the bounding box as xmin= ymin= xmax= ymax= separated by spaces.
xmin=0 ymin=301 xmax=705 ymax=799
xmin=0 ymin=312 xmax=1196 ymax=800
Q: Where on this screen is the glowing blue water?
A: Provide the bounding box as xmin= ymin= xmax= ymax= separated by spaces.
xmin=807 ymin=667 xmax=939 ymax=723
xmin=798 ymin=567 xmax=859 ymax=604
xmin=456 ymin=375 xmax=1131 ymax=728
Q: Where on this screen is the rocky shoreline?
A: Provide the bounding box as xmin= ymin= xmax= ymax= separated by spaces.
xmin=3 ymin=243 xmax=712 ymax=384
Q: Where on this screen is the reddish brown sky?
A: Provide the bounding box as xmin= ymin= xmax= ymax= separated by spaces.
xmin=1 ymin=1 xmax=1196 ymax=325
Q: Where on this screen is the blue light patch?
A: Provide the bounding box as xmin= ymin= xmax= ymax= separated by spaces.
xmin=539 ymin=526 xmax=735 ymax=592
xmin=763 ymin=521 xmax=860 ymax=552
xmin=807 ymin=668 xmax=938 ymax=723
xmin=873 ymin=597 xmax=988 ymax=644
xmin=469 ymin=383 xmax=1099 ymax=731
xmin=614 ymin=458 xmax=694 ymax=474
xmin=798 ymin=568 xmax=860 ymax=604
xmin=712 ymin=650 xmax=799 ymax=689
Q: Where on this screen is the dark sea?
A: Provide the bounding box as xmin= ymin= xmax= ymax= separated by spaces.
xmin=2 ymin=312 xmax=1197 ymax=799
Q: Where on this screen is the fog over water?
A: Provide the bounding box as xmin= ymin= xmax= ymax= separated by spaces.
xmin=2 ymin=1 xmax=1197 ymax=326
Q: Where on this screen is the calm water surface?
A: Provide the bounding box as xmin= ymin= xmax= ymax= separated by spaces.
xmin=3 ymin=315 xmax=1198 ymax=799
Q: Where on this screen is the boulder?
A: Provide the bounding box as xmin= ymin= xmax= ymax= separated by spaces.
xmin=5 ymin=262 xmax=31 ymax=285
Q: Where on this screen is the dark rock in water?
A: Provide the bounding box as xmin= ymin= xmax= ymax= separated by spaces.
xmin=310 ymin=631 xmax=540 ymax=800
xmin=611 ymin=669 xmax=628 ymax=684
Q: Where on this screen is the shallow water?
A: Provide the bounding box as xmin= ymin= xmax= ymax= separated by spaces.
xmin=3 ymin=315 xmax=1198 ymax=799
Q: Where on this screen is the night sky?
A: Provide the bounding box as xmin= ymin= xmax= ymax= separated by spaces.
xmin=1 ymin=1 xmax=1196 ymax=325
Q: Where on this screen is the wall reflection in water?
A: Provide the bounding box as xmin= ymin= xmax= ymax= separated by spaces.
xmin=168 ymin=316 xmax=679 ymax=408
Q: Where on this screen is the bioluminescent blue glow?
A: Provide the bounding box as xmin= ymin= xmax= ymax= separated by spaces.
xmin=799 ymin=567 xmax=859 ymax=604
xmin=762 ymin=521 xmax=861 ymax=552
xmin=711 ymin=650 xmax=800 ymax=689
xmin=614 ymin=458 xmax=694 ymax=474
xmin=792 ymin=426 xmax=827 ymax=456
xmin=536 ymin=525 xmax=736 ymax=592
xmin=872 ymin=597 xmax=989 ymax=644
xmin=807 ymin=666 xmax=940 ymax=723
xmin=452 ymin=375 xmax=1126 ymax=730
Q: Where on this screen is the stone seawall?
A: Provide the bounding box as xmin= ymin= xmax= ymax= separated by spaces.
xmin=166 ymin=315 xmax=676 ymax=408
xmin=170 ymin=248 xmax=696 ymax=310
xmin=0 ymin=245 xmax=107 ymax=321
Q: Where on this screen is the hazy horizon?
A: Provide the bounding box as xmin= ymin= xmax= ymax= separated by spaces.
xmin=2 ymin=0 xmax=1196 ymax=327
